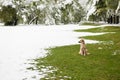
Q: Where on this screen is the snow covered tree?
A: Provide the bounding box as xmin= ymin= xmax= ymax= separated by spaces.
xmin=87 ymin=0 xmax=120 ymax=23
xmin=95 ymin=0 xmax=107 ymax=22
xmin=60 ymin=0 xmax=85 ymax=24
xmin=0 ymin=0 xmax=86 ymax=25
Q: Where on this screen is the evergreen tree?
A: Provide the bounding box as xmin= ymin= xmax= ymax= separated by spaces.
xmin=0 ymin=5 xmax=18 ymax=26
xmin=87 ymin=0 xmax=120 ymax=23
xmin=106 ymin=0 xmax=119 ymax=10
xmin=95 ymin=0 xmax=107 ymax=22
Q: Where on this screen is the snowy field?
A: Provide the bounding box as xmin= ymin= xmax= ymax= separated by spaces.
xmin=0 ymin=24 xmax=105 ymax=80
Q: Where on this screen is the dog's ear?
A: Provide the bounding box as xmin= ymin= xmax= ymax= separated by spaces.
xmin=81 ymin=39 xmax=85 ymax=44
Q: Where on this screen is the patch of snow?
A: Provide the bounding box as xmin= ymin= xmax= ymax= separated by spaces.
xmin=0 ymin=0 xmax=16 ymax=8
xmin=32 ymin=0 xmax=39 ymax=1
xmin=64 ymin=0 xmax=72 ymax=5
xmin=116 ymin=1 xmax=120 ymax=13
xmin=22 ymin=15 xmax=27 ymax=23
xmin=86 ymin=0 xmax=98 ymax=20
xmin=37 ymin=5 xmax=45 ymax=10
xmin=79 ymin=0 xmax=88 ymax=7
xmin=0 ymin=7 xmax=2 ymax=10
xmin=87 ymin=6 xmax=96 ymax=19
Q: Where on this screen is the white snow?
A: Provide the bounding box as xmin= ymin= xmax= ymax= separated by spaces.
xmin=37 ymin=5 xmax=45 ymax=10
xmin=79 ymin=0 xmax=88 ymax=7
xmin=0 ymin=24 xmax=105 ymax=80
xmin=22 ymin=15 xmax=27 ymax=23
xmin=116 ymin=1 xmax=120 ymax=13
xmin=86 ymin=0 xmax=98 ymax=20
xmin=1 ymin=0 xmax=16 ymax=8
xmin=64 ymin=0 xmax=72 ymax=5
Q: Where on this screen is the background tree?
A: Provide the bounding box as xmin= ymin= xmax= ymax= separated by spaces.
xmin=87 ymin=0 xmax=120 ymax=23
xmin=0 ymin=5 xmax=18 ymax=26
xmin=0 ymin=0 xmax=86 ymax=25
xmin=95 ymin=0 xmax=107 ymax=22
xmin=106 ymin=0 xmax=119 ymax=10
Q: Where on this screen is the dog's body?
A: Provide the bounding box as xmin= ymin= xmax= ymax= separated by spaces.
xmin=78 ymin=39 xmax=88 ymax=56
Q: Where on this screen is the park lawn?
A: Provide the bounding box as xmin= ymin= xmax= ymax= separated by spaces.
xmin=75 ymin=26 xmax=120 ymax=33
xmin=35 ymin=26 xmax=120 ymax=80
xmin=81 ymin=22 xmax=101 ymax=26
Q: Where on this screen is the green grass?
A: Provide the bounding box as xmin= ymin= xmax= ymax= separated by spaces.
xmin=35 ymin=26 xmax=120 ymax=80
xmin=75 ymin=26 xmax=120 ymax=33
xmin=81 ymin=22 xmax=101 ymax=26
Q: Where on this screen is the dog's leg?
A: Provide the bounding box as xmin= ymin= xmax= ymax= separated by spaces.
xmin=79 ymin=48 xmax=84 ymax=55
xmin=83 ymin=50 xmax=86 ymax=56
xmin=79 ymin=50 xmax=82 ymax=55
xmin=83 ymin=48 xmax=88 ymax=56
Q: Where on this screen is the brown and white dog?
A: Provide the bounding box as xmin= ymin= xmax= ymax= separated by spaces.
xmin=78 ymin=38 xmax=88 ymax=56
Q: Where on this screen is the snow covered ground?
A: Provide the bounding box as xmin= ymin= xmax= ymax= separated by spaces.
xmin=0 ymin=24 xmax=105 ymax=80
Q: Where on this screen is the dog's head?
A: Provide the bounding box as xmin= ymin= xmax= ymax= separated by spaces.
xmin=78 ymin=39 xmax=85 ymax=44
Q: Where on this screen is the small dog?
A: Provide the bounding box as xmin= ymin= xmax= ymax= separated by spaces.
xmin=78 ymin=38 xmax=88 ymax=56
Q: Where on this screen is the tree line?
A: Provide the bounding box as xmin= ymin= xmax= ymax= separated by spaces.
xmin=88 ymin=0 xmax=120 ymax=24
xmin=0 ymin=0 xmax=86 ymax=26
